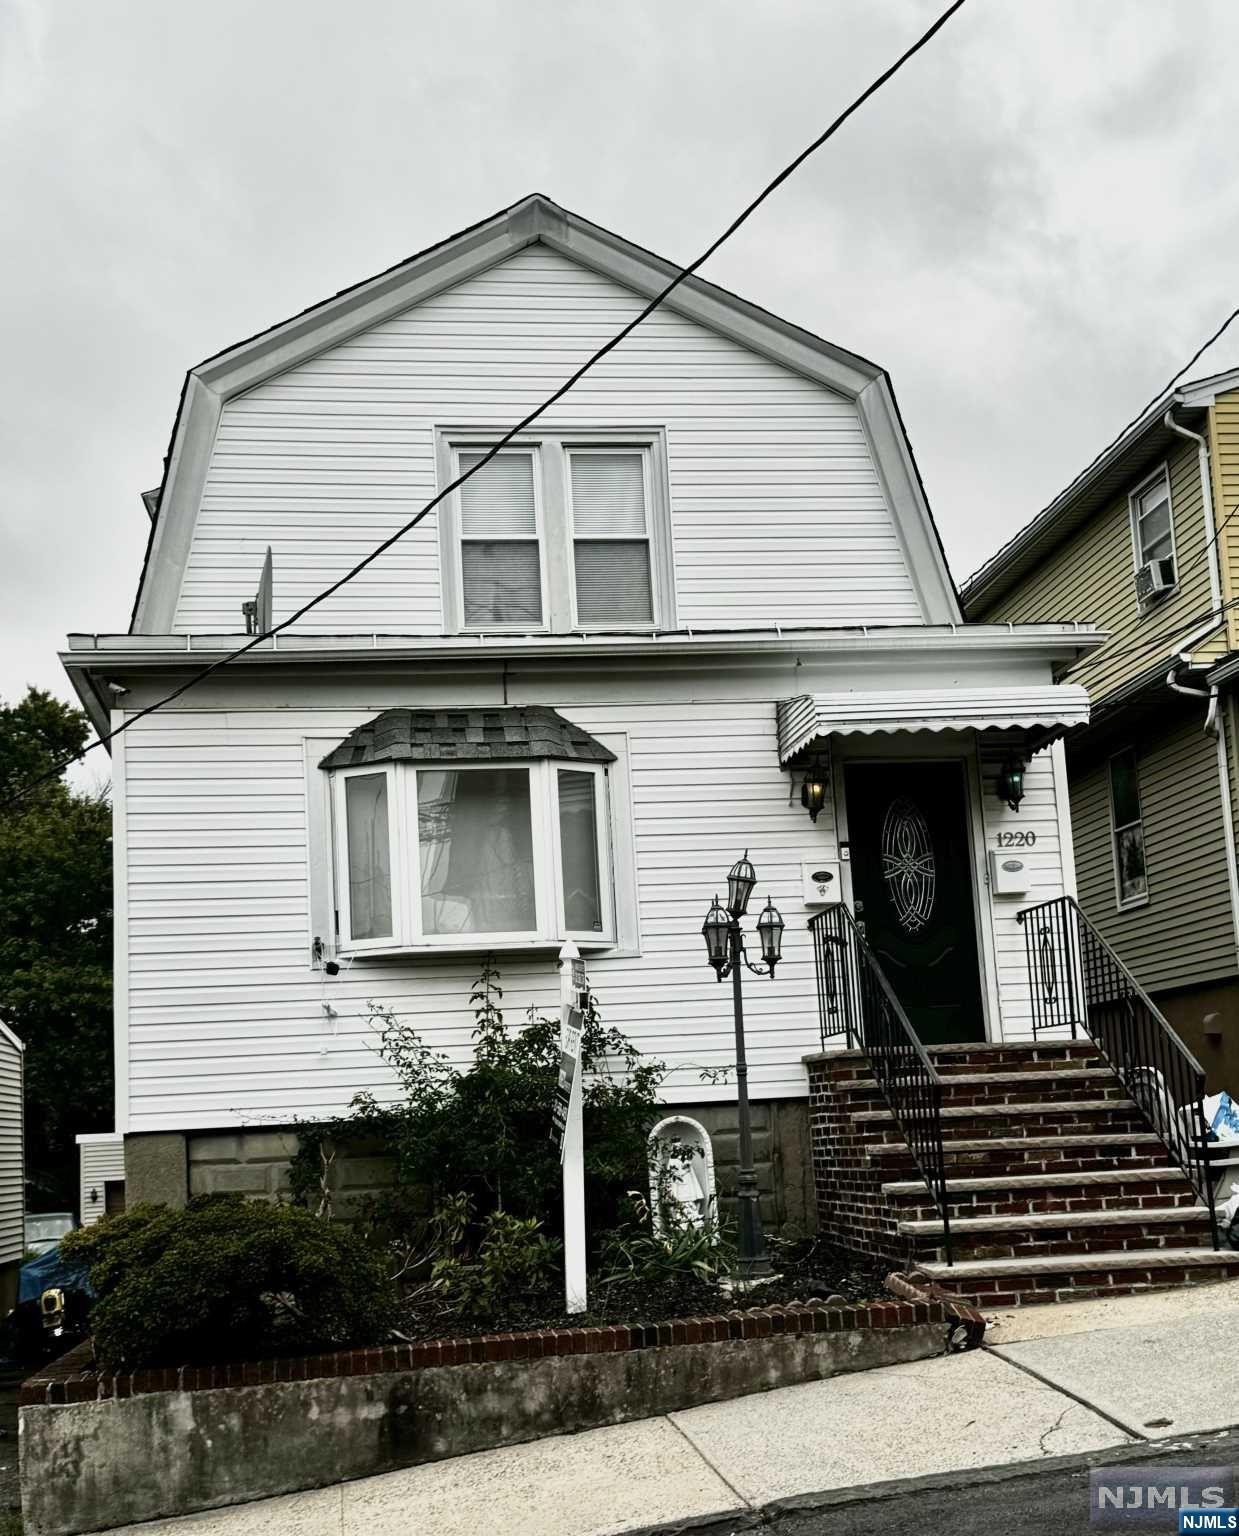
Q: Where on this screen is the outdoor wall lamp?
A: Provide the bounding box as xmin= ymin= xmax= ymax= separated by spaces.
xmin=700 ymin=854 xmax=784 ymax=1283
xmin=997 ymin=755 xmax=1026 ymax=813
xmin=799 ymin=760 xmax=828 ymax=823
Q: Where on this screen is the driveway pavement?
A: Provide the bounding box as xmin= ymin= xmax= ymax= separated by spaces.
xmin=109 ymin=1281 xmax=1239 ymax=1536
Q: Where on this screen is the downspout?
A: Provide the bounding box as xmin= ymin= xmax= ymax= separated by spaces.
xmin=1162 ymin=404 xmax=1239 ymax=958
xmin=1163 ymin=406 xmax=1223 ymax=613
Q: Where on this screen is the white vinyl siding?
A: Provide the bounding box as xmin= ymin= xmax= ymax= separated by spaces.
xmin=116 ymin=668 xmax=1076 ymax=1131
xmin=174 ymin=246 xmax=921 ymax=633
xmin=0 ymin=1028 xmax=21 ymax=1265
xmin=77 ymin=1135 xmax=126 ymax=1228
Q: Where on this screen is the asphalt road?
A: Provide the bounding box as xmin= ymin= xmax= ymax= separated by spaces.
xmin=672 ymin=1429 xmax=1239 ymax=1536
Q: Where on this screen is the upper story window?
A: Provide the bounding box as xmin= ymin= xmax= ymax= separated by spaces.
xmin=320 ymin=707 xmax=618 ymax=954
xmin=1108 ymin=747 xmax=1147 ymax=908
xmin=1129 ymin=467 xmax=1177 ymax=605
xmin=439 ymin=431 xmax=674 ymax=633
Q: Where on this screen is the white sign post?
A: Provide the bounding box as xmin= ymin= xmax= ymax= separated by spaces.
xmin=555 ymin=940 xmax=588 ymax=1313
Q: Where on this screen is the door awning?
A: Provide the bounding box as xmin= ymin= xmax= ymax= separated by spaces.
xmin=776 ymin=686 xmax=1090 ymax=764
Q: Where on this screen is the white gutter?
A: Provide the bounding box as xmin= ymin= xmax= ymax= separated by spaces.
xmin=1163 ymin=405 xmax=1224 ymax=613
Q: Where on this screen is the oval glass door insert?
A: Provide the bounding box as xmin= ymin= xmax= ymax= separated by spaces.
xmin=880 ymin=796 xmax=936 ymax=934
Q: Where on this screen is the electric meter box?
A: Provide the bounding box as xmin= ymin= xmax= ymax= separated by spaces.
xmin=801 ymin=860 xmax=842 ymax=907
xmin=988 ymin=848 xmax=1030 ymax=896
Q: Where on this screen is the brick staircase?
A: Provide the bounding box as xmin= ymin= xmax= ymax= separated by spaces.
xmin=808 ymin=1040 xmax=1239 ymax=1307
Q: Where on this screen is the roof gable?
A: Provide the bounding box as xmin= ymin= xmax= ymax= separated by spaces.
xmin=132 ymin=194 xmax=961 ymax=631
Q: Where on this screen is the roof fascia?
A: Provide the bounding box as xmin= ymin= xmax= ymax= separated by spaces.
xmin=855 ymin=374 xmax=961 ymax=623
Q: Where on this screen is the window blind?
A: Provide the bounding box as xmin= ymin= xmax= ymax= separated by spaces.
xmin=459 ymin=450 xmax=542 ymax=624
xmin=570 ymin=452 xmax=653 ymax=625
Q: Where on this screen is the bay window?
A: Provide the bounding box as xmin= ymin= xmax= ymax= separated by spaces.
xmin=330 ymin=758 xmax=614 ymax=951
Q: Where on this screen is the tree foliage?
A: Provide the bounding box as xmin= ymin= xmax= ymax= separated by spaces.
xmin=0 ymin=689 xmax=112 ymax=1202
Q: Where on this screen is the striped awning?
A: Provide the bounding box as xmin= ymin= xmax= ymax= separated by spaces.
xmin=776 ymin=686 xmax=1090 ymax=764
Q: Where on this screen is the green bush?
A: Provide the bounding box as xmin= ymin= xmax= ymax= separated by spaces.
xmin=290 ymin=961 xmax=667 ymax=1259
xmin=61 ymin=1194 xmax=398 ymax=1371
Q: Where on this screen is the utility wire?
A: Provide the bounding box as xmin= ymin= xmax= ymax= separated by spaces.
xmin=4 ymin=0 xmax=970 ymax=809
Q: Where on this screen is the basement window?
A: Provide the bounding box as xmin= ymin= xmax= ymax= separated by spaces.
xmin=1108 ymin=747 xmax=1147 ymax=909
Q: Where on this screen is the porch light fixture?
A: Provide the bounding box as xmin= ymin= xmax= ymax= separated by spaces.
xmin=700 ymin=855 xmax=784 ymax=1283
xmin=997 ymin=755 xmax=1026 ymax=813
xmin=799 ymin=761 xmax=828 ymax=823
xmin=727 ymin=851 xmax=756 ymax=918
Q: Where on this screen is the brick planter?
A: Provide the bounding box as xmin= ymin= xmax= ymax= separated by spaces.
xmin=21 ymin=1296 xmax=946 ymax=1536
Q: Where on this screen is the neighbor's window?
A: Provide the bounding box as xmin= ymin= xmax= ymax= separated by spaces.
xmin=331 ymin=761 xmax=612 ymax=949
xmin=444 ymin=434 xmax=671 ymax=633
xmin=1109 ymin=748 xmax=1147 ymax=907
xmin=1130 ymin=468 xmax=1176 ymax=589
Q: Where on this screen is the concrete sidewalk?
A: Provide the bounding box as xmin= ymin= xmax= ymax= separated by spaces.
xmin=112 ymin=1281 xmax=1239 ymax=1536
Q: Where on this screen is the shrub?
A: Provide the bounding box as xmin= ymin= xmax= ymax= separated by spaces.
xmin=426 ymin=1195 xmax=561 ymax=1323
xmin=289 ymin=961 xmax=667 ymax=1263
xmin=61 ymin=1194 xmax=398 ymax=1371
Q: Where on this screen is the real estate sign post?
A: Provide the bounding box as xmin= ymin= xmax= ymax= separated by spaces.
xmin=555 ymin=940 xmax=588 ymax=1313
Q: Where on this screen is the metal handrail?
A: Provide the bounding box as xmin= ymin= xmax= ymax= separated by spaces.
xmin=809 ymin=904 xmax=952 ymax=1264
xmin=1018 ymin=894 xmax=1219 ymax=1249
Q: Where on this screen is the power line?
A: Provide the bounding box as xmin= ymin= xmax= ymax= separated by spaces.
xmin=5 ymin=0 xmax=970 ymax=809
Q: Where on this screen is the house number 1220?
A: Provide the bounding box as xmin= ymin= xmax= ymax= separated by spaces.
xmin=996 ymin=831 xmax=1036 ymax=848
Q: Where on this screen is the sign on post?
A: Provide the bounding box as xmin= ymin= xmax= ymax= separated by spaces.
xmin=555 ymin=941 xmax=588 ymax=1313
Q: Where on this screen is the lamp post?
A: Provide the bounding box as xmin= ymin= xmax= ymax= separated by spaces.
xmin=701 ymin=853 xmax=785 ymax=1284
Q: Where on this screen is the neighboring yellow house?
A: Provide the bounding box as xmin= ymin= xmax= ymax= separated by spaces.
xmin=962 ymin=367 xmax=1239 ymax=1088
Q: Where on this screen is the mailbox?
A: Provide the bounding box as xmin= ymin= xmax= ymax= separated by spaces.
xmin=801 ymin=860 xmax=842 ymax=906
xmin=988 ymin=848 xmax=1030 ymax=896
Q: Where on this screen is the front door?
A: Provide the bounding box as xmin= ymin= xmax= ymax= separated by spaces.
xmin=843 ymin=760 xmax=985 ymax=1044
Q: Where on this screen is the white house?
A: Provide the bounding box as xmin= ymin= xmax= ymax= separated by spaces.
xmin=62 ymin=196 xmax=1099 ymax=1225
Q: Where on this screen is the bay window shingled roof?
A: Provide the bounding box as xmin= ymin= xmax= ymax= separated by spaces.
xmin=319 ymin=706 xmax=616 ymax=770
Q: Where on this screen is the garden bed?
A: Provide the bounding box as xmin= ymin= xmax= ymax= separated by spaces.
xmin=396 ymin=1237 xmax=892 ymax=1341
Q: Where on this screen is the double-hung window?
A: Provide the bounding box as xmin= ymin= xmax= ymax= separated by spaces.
xmin=1130 ymin=467 xmax=1176 ymax=598
xmin=458 ymin=449 xmax=544 ymax=627
xmin=441 ymin=432 xmax=672 ymax=632
xmin=323 ymin=708 xmax=618 ymax=953
xmin=1108 ymin=747 xmax=1147 ymax=908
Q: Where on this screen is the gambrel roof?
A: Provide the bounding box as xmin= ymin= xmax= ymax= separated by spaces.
xmin=131 ymin=193 xmax=962 ymax=631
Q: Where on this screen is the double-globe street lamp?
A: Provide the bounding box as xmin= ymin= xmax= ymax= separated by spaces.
xmin=701 ymin=853 xmax=785 ymax=1284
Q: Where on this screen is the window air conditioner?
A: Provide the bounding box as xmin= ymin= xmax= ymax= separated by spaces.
xmin=1134 ymin=557 xmax=1175 ymax=602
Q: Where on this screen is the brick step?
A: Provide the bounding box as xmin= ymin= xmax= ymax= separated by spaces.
xmin=881 ymin=1165 xmax=1197 ymax=1217
xmin=870 ymin=1132 xmax=1168 ymax=1181
xmin=899 ymin=1205 xmax=1213 ymax=1263
xmin=854 ymin=1100 xmax=1148 ymax=1143
xmin=899 ymin=1204 xmax=1210 ymax=1237
xmin=917 ymin=1246 xmax=1239 ymax=1308
xmin=924 ymin=1042 xmax=1103 ymax=1075
xmin=847 ymin=1069 xmax=1128 ymax=1106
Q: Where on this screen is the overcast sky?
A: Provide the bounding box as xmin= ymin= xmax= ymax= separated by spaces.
xmin=5 ymin=0 xmax=1239 ymax=742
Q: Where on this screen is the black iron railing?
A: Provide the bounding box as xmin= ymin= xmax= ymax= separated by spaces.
xmin=809 ymin=904 xmax=952 ymax=1263
xmin=1018 ymin=895 xmax=1219 ymax=1248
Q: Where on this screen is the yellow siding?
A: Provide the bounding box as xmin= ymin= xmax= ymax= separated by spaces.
xmin=1070 ymin=712 xmax=1238 ymax=990
xmin=985 ymin=438 xmax=1215 ymax=701
xmin=1208 ymin=387 xmax=1239 ymax=650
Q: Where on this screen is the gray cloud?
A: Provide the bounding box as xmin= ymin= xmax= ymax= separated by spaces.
xmin=4 ymin=0 xmax=1239 ymax=727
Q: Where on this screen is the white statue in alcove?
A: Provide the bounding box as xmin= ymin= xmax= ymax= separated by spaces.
xmin=648 ymin=1115 xmax=717 ymax=1233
